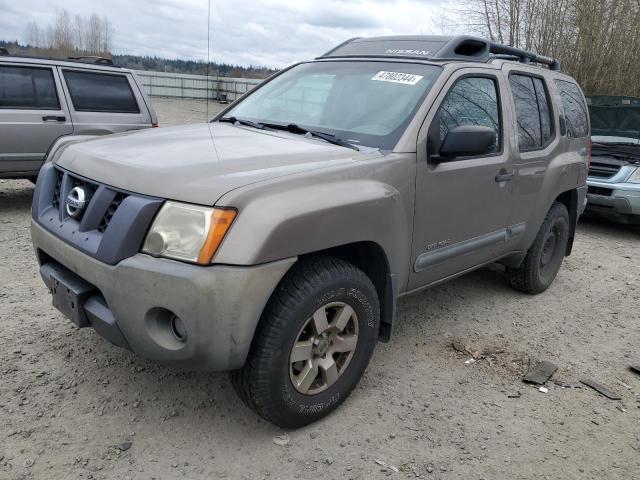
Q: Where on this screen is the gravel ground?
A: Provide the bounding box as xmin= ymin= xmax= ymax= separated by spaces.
xmin=153 ymin=97 xmax=227 ymax=126
xmin=1 ymin=99 xmax=640 ymax=480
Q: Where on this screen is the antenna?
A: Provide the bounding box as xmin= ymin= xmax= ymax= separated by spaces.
xmin=206 ymin=0 xmax=212 ymax=119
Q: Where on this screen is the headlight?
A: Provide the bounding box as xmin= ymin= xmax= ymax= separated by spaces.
xmin=142 ymin=201 xmax=237 ymax=264
xmin=628 ymin=167 xmax=640 ymax=183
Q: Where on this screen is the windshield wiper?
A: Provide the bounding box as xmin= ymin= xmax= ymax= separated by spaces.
xmin=262 ymin=123 xmax=360 ymax=151
xmin=218 ymin=116 xmax=265 ymax=130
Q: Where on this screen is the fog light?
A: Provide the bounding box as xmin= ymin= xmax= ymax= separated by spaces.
xmin=170 ymin=314 xmax=187 ymax=343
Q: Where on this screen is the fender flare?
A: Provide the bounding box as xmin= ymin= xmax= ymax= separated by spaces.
xmin=215 ymin=179 xmax=412 ymax=288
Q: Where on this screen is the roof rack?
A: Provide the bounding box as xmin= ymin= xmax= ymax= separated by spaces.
xmin=0 ymin=51 xmax=120 ymax=68
xmin=488 ymin=42 xmax=560 ymax=70
xmin=66 ymin=55 xmax=114 ymax=66
xmin=318 ymin=35 xmax=561 ymax=71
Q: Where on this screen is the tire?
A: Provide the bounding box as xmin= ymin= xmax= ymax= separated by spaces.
xmin=506 ymin=202 xmax=570 ymax=294
xmin=231 ymin=255 xmax=380 ymax=428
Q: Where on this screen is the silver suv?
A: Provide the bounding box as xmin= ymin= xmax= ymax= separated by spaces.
xmin=0 ymin=52 xmax=157 ymax=180
xmin=31 ymin=36 xmax=590 ymax=428
xmin=586 ymin=95 xmax=640 ymax=224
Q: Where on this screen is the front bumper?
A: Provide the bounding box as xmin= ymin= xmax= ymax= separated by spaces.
xmin=32 ymin=220 xmax=296 ymax=370
xmin=586 ymin=177 xmax=640 ymax=222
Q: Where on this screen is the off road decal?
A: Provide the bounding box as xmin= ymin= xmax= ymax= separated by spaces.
xmin=371 ymin=71 xmax=424 ymax=85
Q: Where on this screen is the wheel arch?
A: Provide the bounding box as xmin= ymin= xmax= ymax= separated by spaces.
xmin=553 ymin=188 xmax=578 ymax=255
xmin=298 ymin=241 xmax=397 ymax=342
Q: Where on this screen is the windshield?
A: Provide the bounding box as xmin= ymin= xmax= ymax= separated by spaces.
xmin=222 ymin=61 xmax=441 ymax=150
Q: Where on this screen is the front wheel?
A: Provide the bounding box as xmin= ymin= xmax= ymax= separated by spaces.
xmin=231 ymin=256 xmax=380 ymax=428
xmin=506 ymin=201 xmax=570 ymax=294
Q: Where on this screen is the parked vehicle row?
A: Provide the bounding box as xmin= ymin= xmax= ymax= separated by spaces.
xmin=28 ymin=35 xmax=590 ymax=427
xmin=0 ymin=51 xmax=157 ymax=180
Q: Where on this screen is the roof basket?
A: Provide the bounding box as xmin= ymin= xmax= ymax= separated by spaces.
xmin=0 ymin=47 xmax=9 ymax=55
xmin=319 ymin=35 xmax=561 ymax=70
xmin=67 ymin=56 xmax=114 ymax=66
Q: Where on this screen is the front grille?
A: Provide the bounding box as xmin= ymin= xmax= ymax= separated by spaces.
xmin=52 ymin=171 xmax=63 ymax=209
xmin=50 ymin=167 xmax=128 ymax=232
xmin=35 ymin=163 xmax=163 ymax=265
xmin=589 ymin=162 xmax=621 ymax=179
xmin=98 ymin=193 xmax=127 ymax=233
xmin=588 ymin=186 xmax=612 ymax=196
xmin=69 ymin=176 xmax=99 ymax=222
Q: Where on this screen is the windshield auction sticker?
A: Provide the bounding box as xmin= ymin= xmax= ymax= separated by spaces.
xmin=371 ymin=71 xmax=424 ymax=85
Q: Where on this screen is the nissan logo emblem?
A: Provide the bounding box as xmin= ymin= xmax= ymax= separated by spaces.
xmin=65 ymin=186 xmax=88 ymax=218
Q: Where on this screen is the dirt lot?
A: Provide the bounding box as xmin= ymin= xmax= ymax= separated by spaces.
xmin=1 ymin=98 xmax=639 ymax=480
xmin=152 ymin=97 xmax=226 ymax=126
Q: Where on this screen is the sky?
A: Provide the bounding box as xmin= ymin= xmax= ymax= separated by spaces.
xmin=0 ymin=0 xmax=461 ymax=68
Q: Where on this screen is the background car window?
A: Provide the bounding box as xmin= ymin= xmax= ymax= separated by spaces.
xmin=510 ymin=74 xmax=554 ymax=151
xmin=437 ymin=76 xmax=501 ymax=153
xmin=556 ymin=80 xmax=589 ymax=138
xmin=0 ymin=66 xmax=59 ymax=109
xmin=63 ymin=70 xmax=140 ymax=113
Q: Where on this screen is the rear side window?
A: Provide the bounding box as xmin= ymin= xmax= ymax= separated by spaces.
xmin=509 ymin=74 xmax=554 ymax=151
xmin=63 ymin=70 xmax=140 ymax=113
xmin=0 ymin=65 xmax=59 ymax=109
xmin=555 ymin=80 xmax=589 ymax=138
xmin=437 ymin=76 xmax=501 ymax=154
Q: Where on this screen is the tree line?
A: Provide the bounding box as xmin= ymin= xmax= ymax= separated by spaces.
xmin=450 ymin=0 xmax=640 ymax=96
xmin=1 ymin=39 xmax=277 ymax=79
xmin=3 ymin=9 xmax=276 ymax=79
xmin=6 ymin=3 xmax=640 ymax=91
xmin=25 ymin=10 xmax=113 ymax=57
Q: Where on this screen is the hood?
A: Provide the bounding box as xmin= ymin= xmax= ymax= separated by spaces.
xmin=55 ymin=123 xmax=364 ymax=205
xmin=588 ymin=95 xmax=640 ymax=141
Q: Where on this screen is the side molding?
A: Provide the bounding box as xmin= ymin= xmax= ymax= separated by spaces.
xmin=414 ymin=223 xmax=526 ymax=272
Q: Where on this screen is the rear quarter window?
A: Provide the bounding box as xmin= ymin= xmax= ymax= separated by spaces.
xmin=555 ymin=80 xmax=589 ymax=138
xmin=509 ymin=74 xmax=554 ymax=151
xmin=0 ymin=65 xmax=59 ymax=110
xmin=63 ymin=70 xmax=140 ymax=113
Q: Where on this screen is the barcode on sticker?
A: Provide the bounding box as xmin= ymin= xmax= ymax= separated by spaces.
xmin=372 ymin=71 xmax=423 ymax=85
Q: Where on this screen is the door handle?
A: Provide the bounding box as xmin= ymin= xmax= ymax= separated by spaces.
xmin=42 ymin=115 xmax=66 ymax=122
xmin=495 ymin=171 xmax=513 ymax=183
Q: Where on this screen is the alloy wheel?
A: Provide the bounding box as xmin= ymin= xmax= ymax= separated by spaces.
xmin=289 ymin=302 xmax=359 ymax=395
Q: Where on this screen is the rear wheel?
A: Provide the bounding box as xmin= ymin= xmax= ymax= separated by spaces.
xmin=231 ymin=256 xmax=380 ymax=428
xmin=506 ymin=202 xmax=570 ymax=294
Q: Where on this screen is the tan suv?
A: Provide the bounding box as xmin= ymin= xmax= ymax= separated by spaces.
xmin=31 ymin=35 xmax=590 ymax=428
xmin=0 ymin=52 xmax=157 ymax=180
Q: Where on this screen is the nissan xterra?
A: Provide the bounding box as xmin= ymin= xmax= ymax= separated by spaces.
xmin=31 ymin=36 xmax=590 ymax=427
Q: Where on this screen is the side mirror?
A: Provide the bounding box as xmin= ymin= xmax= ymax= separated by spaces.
xmin=432 ymin=125 xmax=496 ymax=162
